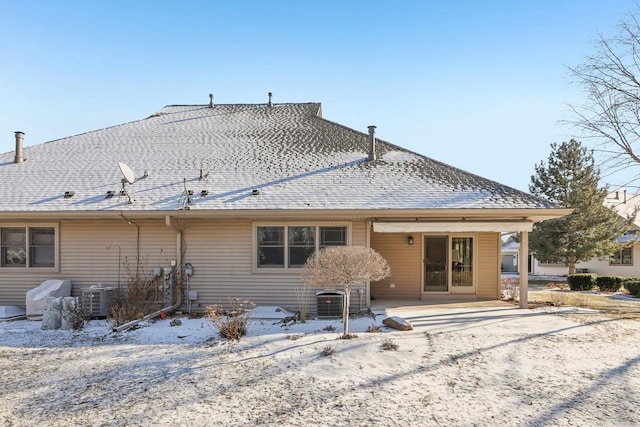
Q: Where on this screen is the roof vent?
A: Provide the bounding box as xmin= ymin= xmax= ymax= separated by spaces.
xmin=252 ymin=189 xmax=260 ymax=196
xmin=268 ymin=92 xmax=273 ymax=108
xmin=14 ymin=131 xmax=24 ymax=163
xmin=367 ymin=125 xmax=377 ymax=161
xmin=209 ymin=93 xmax=214 ymax=108
xmin=106 ymin=190 xmax=116 ymax=198
xmin=200 ymin=190 xmax=209 ymax=197
xmin=64 ymin=191 xmax=75 ymax=199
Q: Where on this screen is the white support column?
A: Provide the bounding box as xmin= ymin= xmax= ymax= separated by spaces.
xmin=519 ymin=231 xmax=529 ymax=309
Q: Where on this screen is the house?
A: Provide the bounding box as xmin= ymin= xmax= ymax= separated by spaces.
xmin=503 ymin=189 xmax=640 ymax=277
xmin=0 ymin=97 xmax=570 ymax=313
xmin=501 ymin=237 xmax=521 ymax=273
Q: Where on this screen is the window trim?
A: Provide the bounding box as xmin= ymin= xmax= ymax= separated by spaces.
xmin=0 ymin=223 xmax=59 ymax=272
xmin=252 ymin=222 xmax=351 ymax=273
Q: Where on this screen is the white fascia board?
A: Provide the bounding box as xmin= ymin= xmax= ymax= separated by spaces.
xmin=372 ymin=221 xmax=534 ymax=233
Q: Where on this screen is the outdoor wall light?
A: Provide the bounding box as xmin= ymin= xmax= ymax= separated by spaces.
xmin=407 ymin=236 xmax=414 ymax=246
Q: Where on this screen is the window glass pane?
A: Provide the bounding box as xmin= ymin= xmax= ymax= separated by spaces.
xmin=30 ymin=228 xmax=55 ymax=267
xmin=452 ymin=237 xmax=473 ymax=287
xmin=258 ymin=227 xmax=284 ymax=246
xmin=320 ymin=226 xmax=346 ymax=247
xmin=289 ymin=226 xmax=315 ymax=267
xmin=1 ymin=228 xmax=26 ymax=267
xmin=257 ymin=226 xmax=284 ymax=267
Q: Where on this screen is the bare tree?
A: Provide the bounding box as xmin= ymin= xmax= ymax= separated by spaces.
xmin=570 ymin=8 xmax=640 ymax=184
xmin=570 ymin=9 xmax=640 ymax=187
xmin=301 ymin=246 xmax=390 ymax=337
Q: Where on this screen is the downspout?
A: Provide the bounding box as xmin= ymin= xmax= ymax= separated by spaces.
xmin=111 ymin=215 xmax=183 ymax=333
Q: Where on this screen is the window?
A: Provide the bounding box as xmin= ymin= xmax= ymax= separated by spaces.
xmin=289 ymin=226 xmax=316 ymax=267
xmin=257 ymin=226 xmax=285 ymax=268
xmin=319 ymin=227 xmax=347 ymax=248
xmin=256 ymin=224 xmax=347 ymax=269
xmin=1 ymin=228 xmax=26 ymax=267
xmin=611 ymin=247 xmax=633 ymax=265
xmin=1 ymin=226 xmax=56 ymax=268
xmin=30 ymin=228 xmax=55 ymax=267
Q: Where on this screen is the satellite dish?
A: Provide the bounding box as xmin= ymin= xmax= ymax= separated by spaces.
xmin=118 ymin=162 xmax=136 ymax=184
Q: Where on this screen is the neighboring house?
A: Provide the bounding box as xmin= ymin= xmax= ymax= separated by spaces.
xmin=0 ymin=98 xmax=570 ymax=313
xmin=501 ymin=238 xmax=522 ymax=273
xmin=503 ymin=189 xmax=640 ymax=277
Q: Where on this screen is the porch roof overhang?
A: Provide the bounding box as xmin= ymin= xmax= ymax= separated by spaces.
xmin=372 ymin=221 xmax=534 ymax=233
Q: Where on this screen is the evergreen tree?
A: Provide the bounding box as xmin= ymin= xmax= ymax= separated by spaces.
xmin=529 ymin=140 xmax=629 ymax=275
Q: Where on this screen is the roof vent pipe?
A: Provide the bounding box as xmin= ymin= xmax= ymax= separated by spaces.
xmin=14 ymin=131 xmax=24 ymax=163
xmin=367 ymin=125 xmax=377 ymax=161
xmin=209 ymin=93 xmax=214 ymax=108
xmin=268 ymin=92 xmax=273 ymax=108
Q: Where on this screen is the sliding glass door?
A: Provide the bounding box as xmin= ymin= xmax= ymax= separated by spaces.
xmin=424 ymin=236 xmax=448 ymax=291
xmin=451 ymin=237 xmax=474 ymax=293
xmin=423 ymin=235 xmax=475 ymax=294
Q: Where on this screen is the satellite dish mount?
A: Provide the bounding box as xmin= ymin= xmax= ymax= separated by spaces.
xmin=118 ymin=162 xmax=136 ymax=204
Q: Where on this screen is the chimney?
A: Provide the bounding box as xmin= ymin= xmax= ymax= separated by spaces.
xmin=624 ymin=189 xmax=627 ymax=203
xmin=367 ymin=125 xmax=377 ymax=161
xmin=14 ymin=131 xmax=24 ymax=163
xmin=209 ymin=93 xmax=214 ymax=108
xmin=268 ymin=92 xmax=273 ymax=108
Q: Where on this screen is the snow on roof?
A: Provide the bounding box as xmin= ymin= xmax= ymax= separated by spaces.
xmin=606 ymin=189 xmax=640 ymax=228
xmin=0 ymin=102 xmax=555 ymax=212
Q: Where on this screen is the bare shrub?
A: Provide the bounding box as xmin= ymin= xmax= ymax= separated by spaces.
xmin=302 ymin=246 xmax=390 ymax=337
xmin=501 ymin=276 xmax=520 ymax=301
xmin=322 ymin=345 xmax=336 ymax=356
xmin=108 ymin=258 xmax=168 ymax=327
xmin=295 ymin=281 xmax=311 ymax=323
xmin=206 ymin=298 xmax=255 ymax=341
xmin=323 ymin=324 xmax=336 ymax=332
xmin=549 ymin=291 xmax=567 ymax=307
xmin=381 ymin=338 xmax=399 ymax=351
xmin=339 ymin=333 xmax=358 ymax=340
xmin=366 ymin=325 xmax=381 ymax=333
xmin=62 ymin=298 xmax=87 ymax=331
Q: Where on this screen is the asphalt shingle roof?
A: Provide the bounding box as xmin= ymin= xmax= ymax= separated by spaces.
xmin=0 ymin=102 xmax=555 ymax=212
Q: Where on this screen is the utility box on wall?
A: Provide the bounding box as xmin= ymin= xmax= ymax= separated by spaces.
xmin=316 ymin=290 xmax=344 ymax=318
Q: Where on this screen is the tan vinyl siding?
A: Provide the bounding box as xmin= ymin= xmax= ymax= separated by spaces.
xmin=183 ymin=220 xmax=368 ymax=313
xmin=0 ymin=220 xmax=177 ymax=306
xmin=477 ymin=232 xmax=500 ymax=299
xmin=370 ymin=232 xmax=421 ymax=299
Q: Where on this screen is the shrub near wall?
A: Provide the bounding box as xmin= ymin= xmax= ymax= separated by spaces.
xmin=596 ymin=276 xmax=623 ymax=292
xmin=624 ymin=280 xmax=640 ymax=297
xmin=567 ymin=273 xmax=597 ymax=291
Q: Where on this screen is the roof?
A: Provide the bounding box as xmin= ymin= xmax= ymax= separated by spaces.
xmin=0 ymin=102 xmax=558 ymax=214
xmin=605 ymin=189 xmax=640 ymax=228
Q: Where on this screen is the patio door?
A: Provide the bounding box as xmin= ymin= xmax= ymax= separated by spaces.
xmin=423 ymin=235 xmax=475 ymax=294
xmin=424 ymin=236 xmax=448 ymax=291
xmin=450 ymin=237 xmax=474 ymax=294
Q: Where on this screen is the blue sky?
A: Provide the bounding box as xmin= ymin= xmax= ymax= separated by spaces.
xmin=0 ymin=0 xmax=636 ymax=191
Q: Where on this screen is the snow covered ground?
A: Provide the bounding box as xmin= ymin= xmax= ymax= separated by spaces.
xmin=1 ymin=303 xmax=639 ymax=426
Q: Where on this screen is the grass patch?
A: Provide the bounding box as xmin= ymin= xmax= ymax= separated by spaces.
xmin=528 ymin=289 xmax=640 ymax=320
